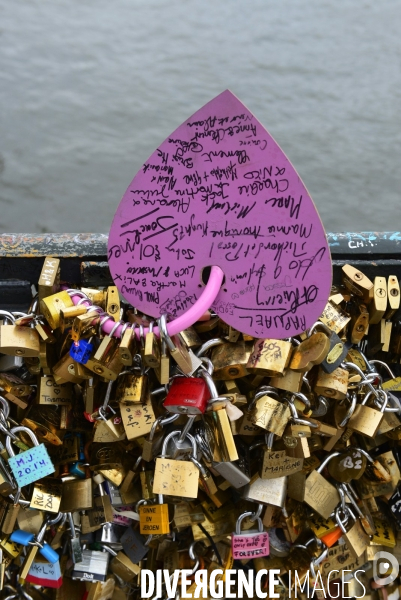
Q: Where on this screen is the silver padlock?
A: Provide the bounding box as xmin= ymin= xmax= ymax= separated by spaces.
xmin=242 ymin=475 xmax=287 ymax=508
xmin=71 ymin=547 xmax=110 ymax=582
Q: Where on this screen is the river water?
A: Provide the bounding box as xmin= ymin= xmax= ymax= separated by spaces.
xmin=0 ymin=0 xmax=400 ymax=234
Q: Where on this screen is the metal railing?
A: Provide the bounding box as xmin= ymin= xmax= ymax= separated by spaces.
xmin=1 ymin=232 xmax=400 ymax=311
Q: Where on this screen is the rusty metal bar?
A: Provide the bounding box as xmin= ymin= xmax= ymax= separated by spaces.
xmin=1 ymin=232 xmax=401 ymax=311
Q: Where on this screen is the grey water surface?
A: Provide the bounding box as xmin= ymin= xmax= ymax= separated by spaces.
xmin=0 ymin=0 xmax=400 ymax=234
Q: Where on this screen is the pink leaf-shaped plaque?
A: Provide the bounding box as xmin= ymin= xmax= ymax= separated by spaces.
xmin=108 ymin=90 xmax=332 ymax=337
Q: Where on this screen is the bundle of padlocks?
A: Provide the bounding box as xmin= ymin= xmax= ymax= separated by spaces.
xmin=1 ymin=256 xmax=401 ymax=600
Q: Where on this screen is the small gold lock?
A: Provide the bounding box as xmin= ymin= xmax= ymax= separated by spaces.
xmin=246 ymin=338 xmax=292 ymax=377
xmin=348 ymin=302 xmax=369 ymax=344
xmin=119 ymin=326 xmax=137 ymax=365
xmin=86 ymin=335 xmax=123 ymax=380
xmin=369 ymin=276 xmax=388 ymax=324
xmin=211 ymin=340 xmax=252 ymax=380
xmin=251 ymin=393 xmax=291 ymax=437
xmin=313 ymin=366 xmax=349 ymax=400
xmin=59 ymin=305 xmax=88 ymax=333
xmin=38 ymin=256 xmax=60 ymax=302
xmin=318 ymin=300 xmax=351 ymax=334
xmin=0 ymin=325 xmax=40 ymax=358
xmin=52 ymin=352 xmax=86 ymax=384
xmin=105 ymin=286 xmax=121 ymax=322
xmin=342 ymin=264 xmax=374 ymax=304
xmin=71 ymin=310 xmax=100 ymax=342
xmin=40 ymin=291 xmax=74 ymax=330
xmin=385 ymin=275 xmax=400 ymax=319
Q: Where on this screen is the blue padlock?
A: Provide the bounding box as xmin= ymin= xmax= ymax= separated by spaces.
xmin=69 ymin=462 xmax=86 ymax=478
xmin=6 ymin=426 xmax=55 ymax=488
xmin=11 ymin=529 xmax=59 ymax=563
xmin=69 ymin=340 xmax=93 ymax=364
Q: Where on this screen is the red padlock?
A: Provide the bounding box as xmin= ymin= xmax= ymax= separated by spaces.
xmin=163 ymin=377 xmax=210 ymax=415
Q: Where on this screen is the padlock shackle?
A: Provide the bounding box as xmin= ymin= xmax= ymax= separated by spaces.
xmin=199 ymin=356 xmax=214 ymax=375
xmin=339 ymin=483 xmax=364 ymax=519
xmin=235 ymin=511 xmax=264 ymax=535
xmin=248 ymin=503 xmax=263 ymax=523
xmin=200 ymin=369 xmax=219 ymax=400
xmin=308 ymin=321 xmax=331 ymax=337
xmin=370 ymin=359 xmax=396 ymax=380
xmin=6 ymin=426 xmax=40 ymax=458
xmin=334 ymin=505 xmax=355 ymax=534
xmin=361 ymin=389 xmax=388 ymax=412
xmin=316 ymin=452 xmax=341 ymax=473
xmin=290 ymin=392 xmax=311 ymax=412
xmin=338 ymin=391 xmax=357 ymax=427
xmin=160 ymin=430 xmax=197 ymax=458
xmin=249 ymin=387 xmax=280 ymax=412
xmin=195 ymin=338 xmax=225 ymax=358
xmin=69 ymin=265 xmax=224 ymax=339
xmin=102 ymin=544 xmax=118 ymax=557
xmin=0 ymin=310 xmax=16 ymax=325
xmin=266 ymin=432 xmax=275 ymax=450
xmin=347 ymin=447 xmax=374 ymax=464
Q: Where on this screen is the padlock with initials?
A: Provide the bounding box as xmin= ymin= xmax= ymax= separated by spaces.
xmin=327 ymin=447 xmax=371 ymax=483
xmin=231 ymin=511 xmax=269 ymax=560
xmin=6 ymin=426 xmax=55 ymax=488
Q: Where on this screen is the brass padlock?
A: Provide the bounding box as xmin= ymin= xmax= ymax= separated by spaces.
xmin=105 ymin=286 xmax=121 ymax=322
xmin=261 ymin=433 xmax=303 ymax=479
xmin=71 ymin=310 xmax=100 ymax=342
xmin=210 ymin=340 xmax=252 ymax=380
xmin=385 ymin=275 xmax=400 ymax=319
xmin=59 ymin=305 xmax=88 ymax=333
xmin=347 ymin=391 xmax=387 ymax=437
xmin=143 ymin=321 xmax=161 ymax=369
xmin=118 ymin=324 xmax=137 ymax=366
xmin=246 ymin=338 xmax=292 ymax=377
xmin=348 ymin=302 xmax=369 ymax=344
xmin=289 ymin=333 xmax=330 ymax=372
xmin=40 ymin=291 xmax=75 ymax=330
xmin=38 ymin=256 xmax=60 ymax=303
xmin=0 ymin=322 xmax=40 ymax=358
xmin=304 ymin=453 xmax=341 ymax=519
xmin=318 ymin=300 xmax=351 ymax=333
xmin=369 ymin=276 xmax=388 ymax=324
xmin=250 ymin=388 xmax=290 ymax=437
xmin=313 ymin=366 xmax=349 ymax=400
xmin=270 ymin=368 xmax=303 ymax=393
xmin=334 ymin=505 xmax=370 ymax=559
xmin=342 ymin=264 xmax=374 ymax=304
xmin=308 ymin=322 xmax=351 ymax=374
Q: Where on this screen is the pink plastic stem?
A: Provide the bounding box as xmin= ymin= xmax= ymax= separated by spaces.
xmin=70 ymin=265 xmax=224 ymax=339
